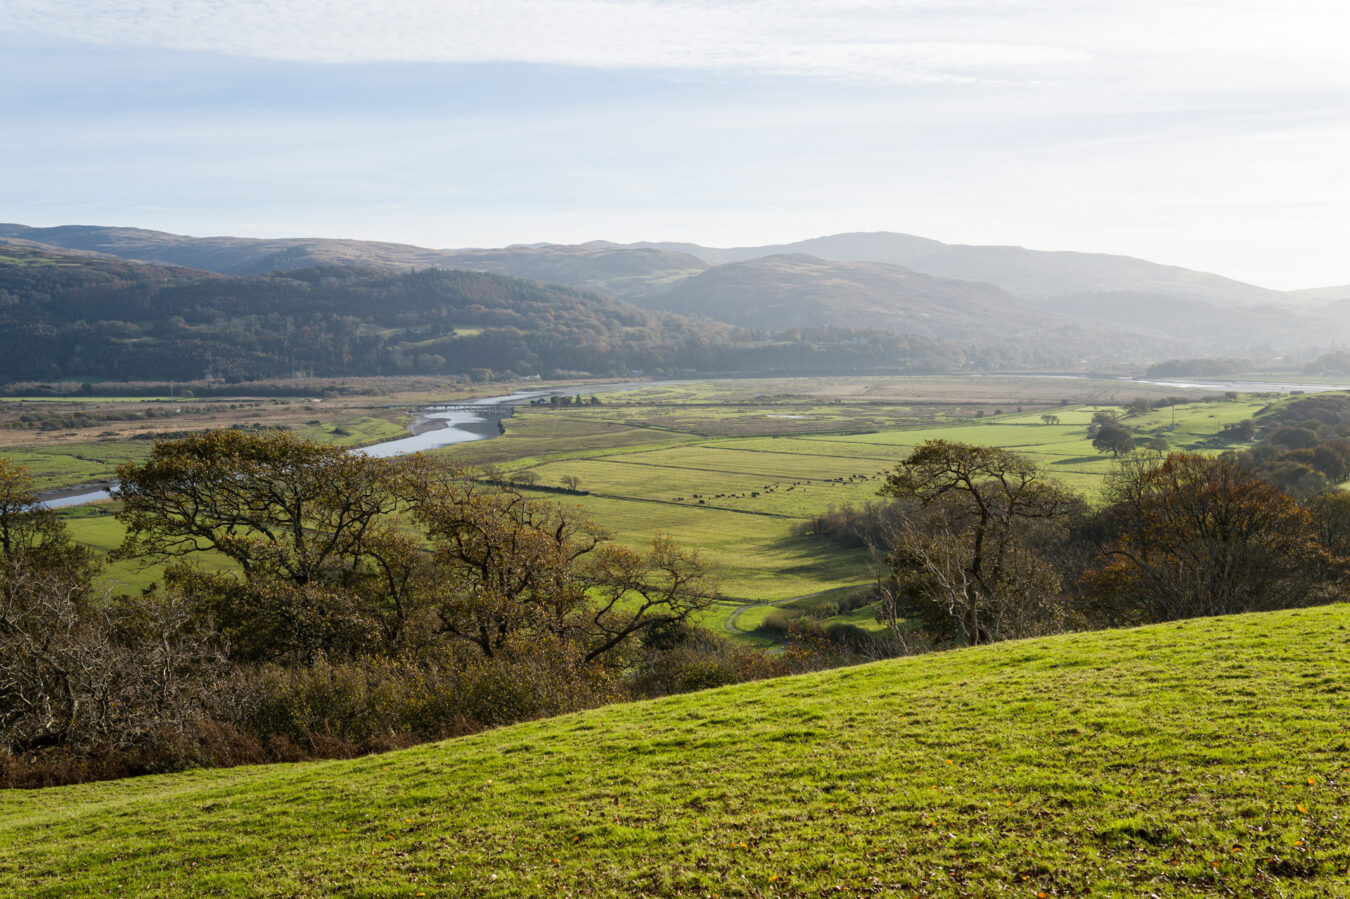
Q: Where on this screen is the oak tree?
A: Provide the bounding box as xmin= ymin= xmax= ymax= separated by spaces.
xmin=1086 ymin=452 xmax=1340 ymax=621
xmin=880 ymin=440 xmax=1079 ymax=645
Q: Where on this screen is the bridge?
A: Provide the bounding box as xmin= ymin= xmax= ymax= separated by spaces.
xmin=412 ymin=403 xmax=516 ymax=416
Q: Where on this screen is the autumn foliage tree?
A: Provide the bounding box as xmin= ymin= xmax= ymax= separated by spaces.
xmin=114 ymin=431 xmax=425 ymax=661
xmin=1084 ymin=452 xmax=1341 ymax=622
xmin=114 ymin=432 xmax=718 ymax=671
xmin=0 ymin=459 xmax=97 ymax=590
xmin=114 ymin=431 xmax=407 ymax=588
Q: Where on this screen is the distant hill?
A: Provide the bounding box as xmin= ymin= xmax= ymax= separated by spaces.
xmin=0 ymin=224 xmax=708 ymax=299
xmin=3 ymin=224 xmax=1291 ymax=313
xmin=641 ymin=253 xmax=1048 ymax=341
xmin=630 ymin=231 xmax=948 ymax=267
xmin=629 ymin=234 xmax=1332 ymax=354
xmin=3 ymin=222 xmax=1337 ymax=361
xmin=0 ymin=245 xmax=735 ymax=383
xmin=1291 ymin=284 xmax=1350 ymax=305
xmin=432 ymin=244 xmax=708 ymax=300
xmin=7 ymin=603 xmax=1348 ymax=895
xmin=0 ymin=223 xmax=472 ymax=276
xmin=0 ymin=246 xmax=987 ymax=383
xmin=1318 ymin=297 xmax=1350 ymax=325
xmin=636 ymin=231 xmax=1291 ymax=311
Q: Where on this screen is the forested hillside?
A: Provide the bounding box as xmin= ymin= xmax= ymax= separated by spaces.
xmin=0 ymin=247 xmax=720 ymax=382
xmin=0 ymin=247 xmax=1103 ymax=384
xmin=9 ymin=223 xmax=1339 ymax=360
xmin=0 ymin=248 xmax=768 ymax=382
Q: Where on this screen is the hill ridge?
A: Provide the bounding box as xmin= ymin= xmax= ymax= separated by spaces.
xmin=3 ymin=222 xmax=1338 ymax=358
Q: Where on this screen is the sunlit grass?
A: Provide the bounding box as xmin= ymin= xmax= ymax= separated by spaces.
xmin=4 ymin=603 xmax=1346 ymax=897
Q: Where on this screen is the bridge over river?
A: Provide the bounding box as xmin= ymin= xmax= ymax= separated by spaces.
xmin=392 ymin=403 xmax=515 ymax=416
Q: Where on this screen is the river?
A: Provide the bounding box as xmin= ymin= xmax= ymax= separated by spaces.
xmin=35 ymin=374 xmax=1350 ymax=509
xmin=38 ymin=382 xmax=667 ymax=509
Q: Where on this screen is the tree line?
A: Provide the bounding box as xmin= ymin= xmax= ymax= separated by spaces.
xmin=0 ymin=433 xmax=804 ymax=786
xmin=803 ymin=439 xmax=1348 ymax=650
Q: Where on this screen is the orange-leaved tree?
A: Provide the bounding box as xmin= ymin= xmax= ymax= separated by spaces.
xmin=1085 ymin=452 xmax=1342 ymax=622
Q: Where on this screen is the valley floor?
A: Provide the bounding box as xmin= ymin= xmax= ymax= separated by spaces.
xmin=17 ymin=374 xmax=1286 ymax=633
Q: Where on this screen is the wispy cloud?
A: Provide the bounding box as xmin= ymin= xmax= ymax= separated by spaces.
xmin=5 ymin=0 xmax=1347 ymax=96
xmin=0 ymin=1 xmax=1088 ymax=83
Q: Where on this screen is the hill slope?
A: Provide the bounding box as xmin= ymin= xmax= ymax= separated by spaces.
xmin=5 ymin=224 xmax=1288 ymax=312
xmin=0 ymin=223 xmax=710 ymax=298
xmin=643 ymin=253 xmax=1049 ymax=340
xmin=3 ymin=223 xmax=1335 ymax=358
xmin=4 ymin=604 xmax=1347 ymax=897
xmin=636 ymin=235 xmax=1328 ymax=354
xmin=0 ymin=245 xmax=731 ymax=383
xmin=0 ymin=246 xmax=986 ymax=382
xmin=0 ymin=222 xmax=482 ymax=275
xmin=1288 ymin=285 xmax=1350 ymax=304
xmin=641 ymin=231 xmax=1291 ymax=310
xmin=435 ymin=244 xmax=709 ymax=300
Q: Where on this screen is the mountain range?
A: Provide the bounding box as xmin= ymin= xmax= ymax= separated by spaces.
xmin=2 ymin=244 xmax=1001 ymax=384
xmin=2 ymin=222 xmax=1344 ymax=366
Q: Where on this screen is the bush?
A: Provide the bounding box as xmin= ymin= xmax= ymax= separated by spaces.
xmin=242 ymin=654 xmax=480 ymax=747
xmin=631 ymin=625 xmax=786 ymax=698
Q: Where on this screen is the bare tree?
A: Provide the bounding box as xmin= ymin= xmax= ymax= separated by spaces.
xmin=0 ymin=566 xmax=225 ymax=755
xmin=879 ymin=440 xmax=1079 ymax=645
xmin=578 ymin=536 xmax=717 ymax=663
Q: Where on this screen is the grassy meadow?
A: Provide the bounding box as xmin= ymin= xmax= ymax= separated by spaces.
xmin=437 ymin=380 xmax=1273 ymax=618
xmin=0 ymin=394 xmax=419 ymax=492
xmin=34 ymin=375 xmax=1285 ymax=621
xmin=3 ymin=601 xmax=1346 ymax=897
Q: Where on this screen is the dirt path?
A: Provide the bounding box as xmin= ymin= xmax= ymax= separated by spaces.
xmin=721 ymin=584 xmax=869 ymax=636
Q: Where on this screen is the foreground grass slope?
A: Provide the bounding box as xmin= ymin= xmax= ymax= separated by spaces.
xmin=4 ymin=604 xmax=1347 ymax=897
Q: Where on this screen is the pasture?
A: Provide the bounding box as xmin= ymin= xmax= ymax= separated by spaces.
xmin=0 ymin=394 xmax=416 ymax=491
xmin=36 ymin=375 xmax=1284 ymax=628
xmin=436 ymin=380 xmax=1271 ymax=617
xmin=5 ymin=602 xmax=1346 ymax=897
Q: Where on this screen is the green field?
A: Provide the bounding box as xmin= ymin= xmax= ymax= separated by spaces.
xmin=59 ymin=505 xmax=238 ymax=594
xmin=5 ymin=409 xmax=410 ymax=492
xmin=33 ymin=379 xmax=1286 ymax=626
xmin=1 ymin=442 xmax=154 ymax=491
xmin=433 ymin=386 xmax=1272 ymax=617
xmin=5 ymin=602 xmax=1346 ymax=897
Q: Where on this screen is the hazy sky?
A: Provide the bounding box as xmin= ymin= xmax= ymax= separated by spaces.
xmin=3 ymin=1 xmax=1348 ymax=288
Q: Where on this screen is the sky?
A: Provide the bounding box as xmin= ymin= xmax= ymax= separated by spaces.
xmin=2 ymin=0 xmax=1349 ymax=289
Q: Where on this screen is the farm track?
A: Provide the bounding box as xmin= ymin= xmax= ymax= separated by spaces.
xmin=722 ymin=583 xmax=870 ymax=635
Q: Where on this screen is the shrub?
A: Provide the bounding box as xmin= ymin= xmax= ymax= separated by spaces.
xmin=631 ymin=625 xmax=786 ymax=698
